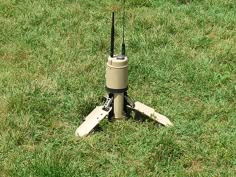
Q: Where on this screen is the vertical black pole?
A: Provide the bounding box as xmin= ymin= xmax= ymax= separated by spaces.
xmin=121 ymin=0 xmax=126 ymax=56
xmin=110 ymin=12 xmax=115 ymax=57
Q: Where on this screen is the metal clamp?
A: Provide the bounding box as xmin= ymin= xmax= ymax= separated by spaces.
xmin=124 ymin=94 xmax=135 ymax=108
xmin=103 ymin=97 xmax=113 ymax=111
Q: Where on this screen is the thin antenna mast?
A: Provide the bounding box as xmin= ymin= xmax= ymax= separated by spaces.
xmin=121 ymin=0 xmax=126 ymax=56
xmin=110 ymin=12 xmax=115 ymax=57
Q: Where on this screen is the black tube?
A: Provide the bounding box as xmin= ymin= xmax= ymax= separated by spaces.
xmin=121 ymin=0 xmax=126 ymax=56
xmin=110 ymin=12 xmax=115 ymax=57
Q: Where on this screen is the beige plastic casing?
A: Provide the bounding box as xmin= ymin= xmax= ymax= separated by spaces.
xmin=113 ymin=93 xmax=124 ymax=118
xmin=106 ymin=56 xmax=128 ymax=119
xmin=106 ymin=56 xmax=128 ymax=89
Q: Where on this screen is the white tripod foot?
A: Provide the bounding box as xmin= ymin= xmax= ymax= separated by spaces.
xmin=75 ymin=106 xmax=112 ymax=137
xmin=133 ymin=101 xmax=173 ymax=126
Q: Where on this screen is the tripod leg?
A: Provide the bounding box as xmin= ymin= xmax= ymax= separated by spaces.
xmin=75 ymin=106 xmax=112 ymax=137
xmin=133 ymin=101 xmax=173 ymax=126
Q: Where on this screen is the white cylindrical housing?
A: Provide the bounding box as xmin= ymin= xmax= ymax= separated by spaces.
xmin=106 ymin=56 xmax=128 ymax=91
xmin=105 ymin=56 xmax=128 ymax=119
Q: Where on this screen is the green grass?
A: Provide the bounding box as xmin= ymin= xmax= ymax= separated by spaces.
xmin=0 ymin=0 xmax=236 ymax=176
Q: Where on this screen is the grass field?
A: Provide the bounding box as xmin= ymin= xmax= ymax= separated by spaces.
xmin=0 ymin=0 xmax=236 ymax=176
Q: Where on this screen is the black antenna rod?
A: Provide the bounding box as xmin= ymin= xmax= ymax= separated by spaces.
xmin=110 ymin=12 xmax=115 ymax=57
xmin=121 ymin=0 xmax=126 ymax=56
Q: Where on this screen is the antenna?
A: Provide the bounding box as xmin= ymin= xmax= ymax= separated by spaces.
xmin=121 ymin=0 xmax=126 ymax=56
xmin=110 ymin=12 xmax=115 ymax=57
